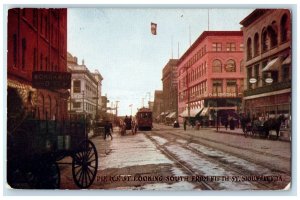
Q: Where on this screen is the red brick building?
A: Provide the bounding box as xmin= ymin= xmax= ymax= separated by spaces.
xmin=240 ymin=9 xmax=291 ymax=121
xmin=7 ymin=8 xmax=68 ymax=121
xmin=177 ymin=31 xmax=244 ymax=124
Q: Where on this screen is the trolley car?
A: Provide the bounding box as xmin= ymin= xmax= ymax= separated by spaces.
xmin=136 ymin=107 xmax=153 ymax=131
xmin=7 ymin=85 xmax=98 ymax=189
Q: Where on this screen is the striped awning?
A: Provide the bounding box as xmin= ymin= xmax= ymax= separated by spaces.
xmin=262 ymin=57 xmax=283 ymax=72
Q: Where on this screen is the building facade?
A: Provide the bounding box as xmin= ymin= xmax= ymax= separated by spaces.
xmin=7 ymin=8 xmax=68 ymax=121
xmin=152 ymin=90 xmax=163 ymax=122
xmin=177 ymin=31 xmax=244 ymax=124
xmin=67 ymin=52 xmax=102 ymax=120
xmin=161 ymin=59 xmax=179 ymax=122
xmin=240 ymin=9 xmax=291 ymax=120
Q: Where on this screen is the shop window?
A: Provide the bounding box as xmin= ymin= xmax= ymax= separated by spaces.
xmin=212 ymin=80 xmax=222 ymax=95
xmin=226 ymin=80 xmax=237 ymax=94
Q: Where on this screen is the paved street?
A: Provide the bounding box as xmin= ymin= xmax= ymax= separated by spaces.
xmin=59 ymin=123 xmax=291 ymax=190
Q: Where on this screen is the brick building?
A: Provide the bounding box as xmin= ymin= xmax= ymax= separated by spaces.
xmin=7 ymin=8 xmax=68 ymax=121
xmin=177 ymin=31 xmax=244 ymax=124
xmin=161 ymin=59 xmax=179 ymax=123
xmin=152 ymin=90 xmax=163 ymax=122
xmin=240 ymin=9 xmax=291 ymax=121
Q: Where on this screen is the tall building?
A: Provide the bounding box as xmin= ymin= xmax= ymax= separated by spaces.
xmin=240 ymin=9 xmax=291 ymax=120
xmin=67 ymin=52 xmax=102 ymax=120
xmin=152 ymin=90 xmax=163 ymax=122
xmin=161 ymin=59 xmax=179 ymax=122
xmin=177 ymin=31 xmax=244 ymax=124
xmin=7 ymin=8 xmax=68 ymax=121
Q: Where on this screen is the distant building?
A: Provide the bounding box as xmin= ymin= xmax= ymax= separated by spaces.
xmin=161 ymin=59 xmax=179 ymax=122
xmin=7 ymin=8 xmax=68 ymax=121
xmin=152 ymin=90 xmax=163 ymax=122
xmin=240 ymin=9 xmax=291 ymax=120
xmin=177 ymin=31 xmax=244 ymax=124
xmin=67 ymin=52 xmax=103 ymax=120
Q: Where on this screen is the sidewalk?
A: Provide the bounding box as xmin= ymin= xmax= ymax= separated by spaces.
xmin=154 ymin=123 xmax=291 ymax=142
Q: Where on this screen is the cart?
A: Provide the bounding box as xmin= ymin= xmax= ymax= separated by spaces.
xmin=7 ymin=117 xmax=98 ymax=189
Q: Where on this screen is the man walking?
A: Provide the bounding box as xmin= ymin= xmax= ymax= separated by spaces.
xmin=104 ymin=120 xmax=113 ymax=140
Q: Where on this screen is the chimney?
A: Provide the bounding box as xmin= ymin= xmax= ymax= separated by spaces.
xmin=82 ymin=59 xmax=85 ymax=65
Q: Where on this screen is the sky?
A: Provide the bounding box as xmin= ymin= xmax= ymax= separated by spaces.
xmin=67 ymin=8 xmax=254 ymax=116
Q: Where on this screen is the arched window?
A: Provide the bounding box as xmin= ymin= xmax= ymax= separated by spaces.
xmin=254 ymin=33 xmax=259 ymax=56
xmin=267 ymin=22 xmax=278 ymax=48
xmin=262 ymin=28 xmax=269 ymax=52
xmin=247 ymin=38 xmax=252 ymax=60
xmin=281 ymin=14 xmax=289 ymax=43
xmin=212 ymin=59 xmax=222 ymax=73
xmin=225 ymin=59 xmax=236 ymax=72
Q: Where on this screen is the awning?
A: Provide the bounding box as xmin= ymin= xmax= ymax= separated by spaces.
xmin=166 ymin=112 xmax=176 ymax=118
xmin=160 ymin=112 xmax=169 ymax=116
xmin=179 ymin=109 xmax=189 ymax=117
xmin=282 ymin=55 xmax=291 ymax=65
xmin=200 ymin=107 xmax=209 ymax=116
xmin=190 ymin=108 xmax=203 ymax=117
xmin=160 ymin=112 xmax=165 ymax=116
xmin=262 ymin=57 xmax=283 ymax=72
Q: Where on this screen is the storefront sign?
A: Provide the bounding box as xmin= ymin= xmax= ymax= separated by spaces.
xmin=32 ymin=71 xmax=71 ymax=89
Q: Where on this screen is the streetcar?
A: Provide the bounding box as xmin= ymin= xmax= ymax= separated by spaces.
xmin=136 ymin=107 xmax=153 ymax=131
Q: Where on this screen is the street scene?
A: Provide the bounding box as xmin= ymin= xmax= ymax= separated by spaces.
xmin=6 ymin=8 xmax=292 ymax=191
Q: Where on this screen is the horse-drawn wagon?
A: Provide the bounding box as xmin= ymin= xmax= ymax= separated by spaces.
xmin=7 ymin=84 xmax=98 ymax=189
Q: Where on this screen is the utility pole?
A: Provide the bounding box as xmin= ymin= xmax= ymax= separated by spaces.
xmin=115 ymin=100 xmax=119 ymax=117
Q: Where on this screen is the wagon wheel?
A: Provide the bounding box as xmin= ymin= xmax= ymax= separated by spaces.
xmin=72 ymin=140 xmax=98 ymax=189
xmin=26 ymin=160 xmax=60 ymax=189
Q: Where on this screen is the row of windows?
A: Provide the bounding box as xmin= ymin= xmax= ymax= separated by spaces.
xmin=212 ymin=59 xmax=243 ymax=73
xmin=212 ymin=42 xmax=244 ymax=52
xmin=179 ymin=79 xmax=243 ymax=102
xmin=73 ymin=80 xmax=97 ymax=96
xmin=72 ymin=102 xmax=96 ymax=112
xmin=246 ymin=13 xmax=290 ymax=60
xmin=182 ymin=45 xmax=207 ymax=71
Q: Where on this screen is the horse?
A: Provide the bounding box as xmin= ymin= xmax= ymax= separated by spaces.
xmin=263 ymin=115 xmax=286 ymax=140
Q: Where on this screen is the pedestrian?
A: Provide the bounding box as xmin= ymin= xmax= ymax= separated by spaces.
xmin=183 ymin=119 xmax=187 ymax=131
xmin=104 ymin=120 xmax=113 ymax=140
xmin=224 ymin=118 xmax=229 ymax=130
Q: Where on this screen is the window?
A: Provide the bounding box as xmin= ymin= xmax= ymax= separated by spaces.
xmin=45 ymin=57 xmax=48 ymax=71
xmin=13 ymin=34 xmax=17 ymax=66
xmin=268 ymin=22 xmax=278 ymax=48
xmin=226 ymin=80 xmax=237 ymax=94
xmin=282 ymin=65 xmax=290 ymax=81
xmin=212 ymin=80 xmax=223 ymax=95
xmin=212 ymin=59 xmax=222 ymax=73
xmin=225 ymin=59 xmax=236 ymax=72
xmin=240 ymin=44 xmax=244 ymax=51
xmin=73 ymin=102 xmax=81 ymax=108
xmin=21 ymin=38 xmax=26 ymax=69
xmin=254 ymin=64 xmax=259 ymax=88
xmin=247 ymin=38 xmax=252 ymax=60
xmin=262 ymin=28 xmax=269 ymax=52
xmin=226 ymin=43 xmax=236 ymax=51
xmin=281 ymin=14 xmax=289 ymax=43
xmin=73 ymin=80 xmax=81 ymax=93
xmin=254 ymin=33 xmax=259 ymax=56
xmin=212 ymin=43 xmax=222 ymax=51
xmin=247 ymin=67 xmax=253 ymax=89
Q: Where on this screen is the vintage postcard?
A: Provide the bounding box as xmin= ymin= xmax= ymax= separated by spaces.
xmin=5 ymin=7 xmax=292 ymax=191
